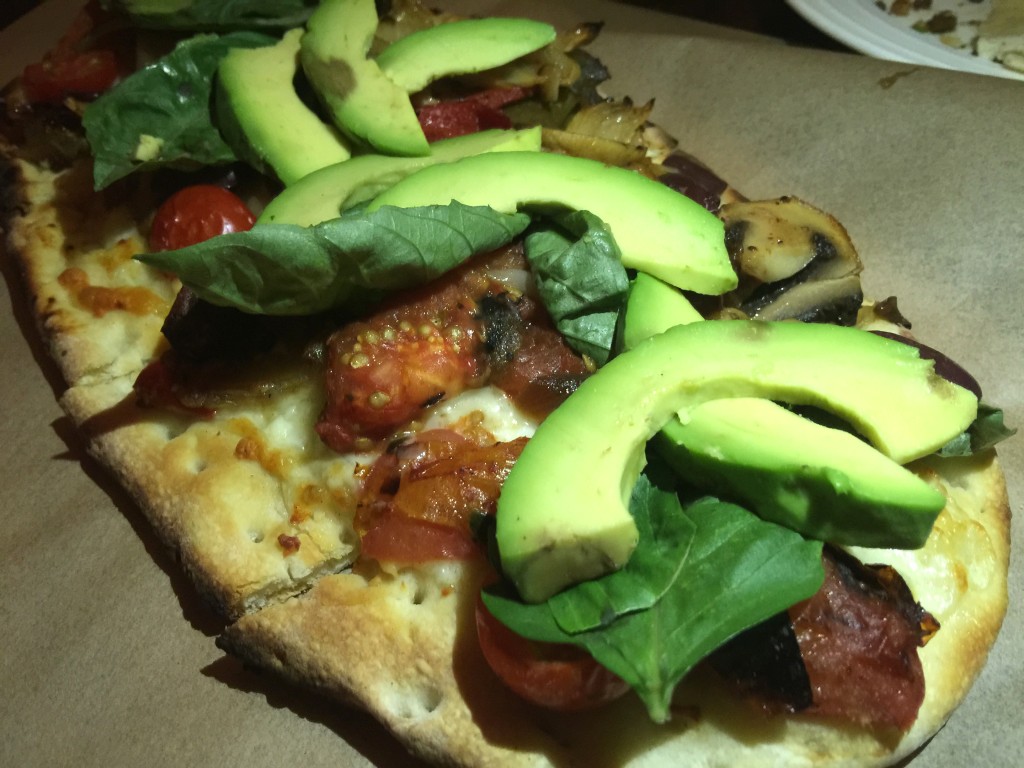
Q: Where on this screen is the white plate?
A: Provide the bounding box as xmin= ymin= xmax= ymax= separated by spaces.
xmin=786 ymin=0 xmax=1024 ymax=81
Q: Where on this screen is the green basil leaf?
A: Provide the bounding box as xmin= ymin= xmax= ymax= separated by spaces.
xmin=83 ymin=31 xmax=274 ymax=189
xmin=547 ymin=476 xmax=696 ymax=633
xmin=523 ymin=209 xmax=629 ymax=365
xmin=484 ymin=477 xmax=824 ymax=723
xmin=136 ymin=203 xmax=531 ymax=315
xmin=937 ymin=403 xmax=1016 ymax=457
xmin=100 ymin=0 xmax=317 ymax=29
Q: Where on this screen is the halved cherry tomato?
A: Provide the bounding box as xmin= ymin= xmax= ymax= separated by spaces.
xmin=149 ymin=185 xmax=256 ymax=252
xmin=21 ymin=50 xmax=119 ymax=104
xmin=19 ymin=0 xmax=124 ymax=104
xmin=475 ymin=595 xmax=630 ymax=711
xmin=316 ymin=248 xmax=528 ymax=452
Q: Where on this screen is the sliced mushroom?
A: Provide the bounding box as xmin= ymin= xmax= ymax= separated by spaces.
xmin=740 ymin=272 xmax=864 ymax=326
xmin=721 ymin=197 xmax=859 ymax=284
xmin=716 ymin=197 xmax=864 ymax=326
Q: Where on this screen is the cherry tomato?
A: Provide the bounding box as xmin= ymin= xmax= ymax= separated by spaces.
xmin=315 ymin=250 xmax=526 ymax=452
xmin=22 ymin=50 xmax=119 ymax=104
xmin=475 ymin=596 xmax=630 ymax=711
xmin=149 ymin=185 xmax=256 ymax=252
xmin=20 ymin=1 xmax=125 ymax=104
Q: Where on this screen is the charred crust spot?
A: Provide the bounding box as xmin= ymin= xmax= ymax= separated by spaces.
xmin=277 ymin=533 xmax=301 ymax=555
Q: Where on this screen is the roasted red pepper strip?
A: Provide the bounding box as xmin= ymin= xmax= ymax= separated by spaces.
xmin=416 ymin=86 xmax=531 ymax=141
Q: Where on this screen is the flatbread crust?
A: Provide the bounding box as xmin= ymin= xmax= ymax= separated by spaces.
xmin=58 ymin=375 xmax=361 ymax=618
xmin=0 ymin=42 xmax=1012 ymax=768
xmin=217 ymin=455 xmax=1009 ymax=768
xmin=1 ymin=154 xmax=174 ymax=385
xmin=1 ymin=149 xmax=364 ymax=619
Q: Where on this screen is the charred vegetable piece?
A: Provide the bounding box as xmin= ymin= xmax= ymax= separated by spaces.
xmin=708 ymin=610 xmax=812 ymax=712
xmin=711 ymin=547 xmax=937 ymax=732
xmin=160 ymin=287 xmax=282 ymax=364
xmin=656 ymin=151 xmax=731 ymax=212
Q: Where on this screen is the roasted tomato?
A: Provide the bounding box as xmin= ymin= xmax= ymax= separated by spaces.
xmin=475 ymin=595 xmax=630 ymax=711
xmin=788 ymin=549 xmax=936 ymax=731
xmin=149 ymin=185 xmax=256 ymax=252
xmin=316 ymin=247 xmax=525 ymax=452
xmin=489 ymin=323 xmax=592 ymax=419
xmin=358 ymin=510 xmax=482 ymax=563
xmin=356 ymin=429 xmax=527 ymax=562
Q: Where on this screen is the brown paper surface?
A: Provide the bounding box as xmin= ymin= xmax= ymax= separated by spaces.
xmin=1 ymin=1 xmax=1020 ymax=767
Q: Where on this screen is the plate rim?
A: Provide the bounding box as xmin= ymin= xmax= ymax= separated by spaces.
xmin=785 ymin=0 xmax=1024 ymax=81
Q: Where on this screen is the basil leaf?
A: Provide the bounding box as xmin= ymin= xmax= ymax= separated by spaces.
xmin=524 ymin=210 xmax=629 ymax=365
xmin=137 ymin=203 xmax=531 ymax=315
xmin=83 ymin=32 xmax=274 ymax=189
xmin=484 ymin=478 xmax=824 ymax=723
xmin=100 ymin=0 xmax=317 ymax=29
xmin=937 ymin=403 xmax=1016 ymax=456
xmin=547 ymin=476 xmax=696 ymax=633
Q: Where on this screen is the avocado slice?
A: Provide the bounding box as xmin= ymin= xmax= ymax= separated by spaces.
xmin=621 ymin=278 xmax=943 ymax=549
xmin=300 ymin=0 xmax=429 ymax=156
xmin=376 ymin=18 xmax=557 ymax=93
xmin=622 ymin=272 xmax=703 ymax=350
xmin=369 ymin=152 xmax=737 ymax=296
xmin=258 ymin=127 xmax=542 ymax=226
xmin=655 ymin=398 xmax=947 ymax=548
xmin=216 ymin=28 xmax=351 ymax=185
xmin=496 ymin=320 xmax=977 ymax=603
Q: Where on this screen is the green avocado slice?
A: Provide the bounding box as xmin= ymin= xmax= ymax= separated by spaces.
xmin=376 ymin=17 xmax=557 ymax=92
xmin=622 ymin=272 xmax=703 ymax=349
xmin=655 ymin=398 xmax=947 ymax=548
xmin=369 ymin=152 xmax=737 ymax=295
xmin=216 ymin=28 xmax=351 ymax=185
xmin=620 ymin=278 xmax=944 ymax=550
xmin=258 ymin=127 xmax=542 ymax=226
xmin=300 ymin=0 xmax=429 ymax=156
xmin=496 ymin=320 xmax=978 ymax=603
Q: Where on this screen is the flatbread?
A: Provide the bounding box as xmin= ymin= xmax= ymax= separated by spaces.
xmin=0 ymin=3 xmax=1012 ymax=765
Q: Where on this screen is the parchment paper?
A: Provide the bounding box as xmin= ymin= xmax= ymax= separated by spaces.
xmin=1 ymin=2 xmax=1020 ymax=767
